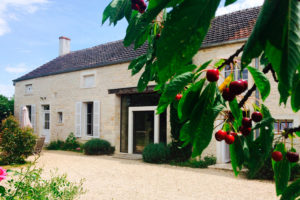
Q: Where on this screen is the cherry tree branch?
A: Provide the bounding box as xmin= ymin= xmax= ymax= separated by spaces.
xmin=238 ymin=64 xmax=272 ymax=108
xmin=217 ymin=44 xmax=245 ymax=70
xmin=284 ymin=126 xmax=300 ymax=138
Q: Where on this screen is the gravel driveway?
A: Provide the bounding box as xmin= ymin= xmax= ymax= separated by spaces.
xmin=35 ymin=151 xmax=277 ymax=200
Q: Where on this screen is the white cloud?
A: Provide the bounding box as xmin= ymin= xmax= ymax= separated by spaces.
xmin=216 ymin=0 xmax=264 ymax=16
xmin=0 ymin=84 xmax=14 ymax=98
xmin=0 ymin=0 xmax=49 ymax=36
xmin=5 ymin=63 xmax=31 ymax=74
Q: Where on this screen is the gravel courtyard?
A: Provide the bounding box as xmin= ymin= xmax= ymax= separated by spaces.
xmin=35 ymin=151 xmax=277 ymax=200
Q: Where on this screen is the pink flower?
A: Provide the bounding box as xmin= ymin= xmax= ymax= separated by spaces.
xmin=76 ymin=147 xmax=81 ymax=151
xmin=0 ymin=167 xmax=7 ymax=181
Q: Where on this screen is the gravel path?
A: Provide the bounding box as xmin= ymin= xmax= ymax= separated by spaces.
xmin=35 ymin=151 xmax=278 ymax=200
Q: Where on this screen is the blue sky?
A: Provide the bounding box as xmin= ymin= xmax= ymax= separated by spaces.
xmin=0 ymin=0 xmax=263 ymax=97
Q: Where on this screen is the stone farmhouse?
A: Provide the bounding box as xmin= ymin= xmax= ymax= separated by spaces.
xmin=13 ymin=7 xmax=300 ymax=163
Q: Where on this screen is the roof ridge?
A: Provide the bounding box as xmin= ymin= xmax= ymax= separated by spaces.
xmin=215 ymin=6 xmax=261 ymax=19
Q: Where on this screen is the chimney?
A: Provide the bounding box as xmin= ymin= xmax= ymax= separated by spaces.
xmin=59 ymin=36 xmax=71 ymax=56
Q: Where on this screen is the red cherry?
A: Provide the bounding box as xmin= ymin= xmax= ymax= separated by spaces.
xmin=225 ymin=134 xmax=235 ymax=144
xmin=242 ymin=117 xmax=252 ymax=128
xmin=215 ymin=130 xmax=227 ymax=141
xmin=240 ymin=126 xmax=251 ymax=136
xmin=222 ymin=88 xmax=235 ymax=102
xmin=156 ymin=34 xmax=160 ymax=39
xmin=272 ymin=151 xmax=283 ymax=162
xmin=229 ymin=80 xmax=244 ymax=95
xmin=230 ymin=132 xmax=238 ymax=137
xmin=241 ymin=80 xmax=248 ymax=92
xmin=286 ymin=152 xmax=299 ymax=163
xmin=206 ymin=69 xmax=219 ymax=82
xmin=251 ymin=111 xmax=263 ymax=122
xmin=175 ymin=94 xmax=182 ymax=101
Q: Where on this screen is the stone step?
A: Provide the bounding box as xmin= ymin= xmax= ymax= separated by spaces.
xmin=113 ymin=153 xmax=142 ymax=160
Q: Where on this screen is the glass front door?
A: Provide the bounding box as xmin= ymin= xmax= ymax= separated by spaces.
xmin=133 ymin=111 xmax=154 ymax=154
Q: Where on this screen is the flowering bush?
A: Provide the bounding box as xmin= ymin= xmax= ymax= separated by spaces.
xmin=0 ymin=116 xmax=36 ymax=164
xmin=0 ymin=160 xmax=85 ymax=200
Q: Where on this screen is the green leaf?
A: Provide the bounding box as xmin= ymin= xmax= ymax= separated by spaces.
xmin=229 ymin=99 xmax=242 ymax=130
xmin=176 ymin=64 xmax=197 ymax=76
xmin=137 ymin=63 xmax=152 ymax=92
xmin=167 ymin=0 xmax=184 ymax=7
xmin=247 ymin=66 xmax=270 ymax=101
xmin=178 ymin=79 xmax=205 ymax=122
xmin=281 ymin=179 xmax=300 ymax=200
xmin=157 ymin=0 xmax=221 ymax=82
xmin=272 ymin=143 xmax=291 ymax=196
xmin=179 ymin=121 xmax=192 ymax=147
xmin=252 ymin=117 xmax=275 ymax=130
xmin=242 ymin=0 xmax=300 ymax=105
xmin=124 ymin=0 xmax=170 ymax=48
xmin=291 ymin=73 xmax=300 ymax=112
xmin=225 ymin=0 xmax=238 ymax=6
xmin=102 ymin=0 xmax=132 ymax=25
xmin=196 ymin=60 xmax=212 ymax=73
xmin=0 ymin=186 xmax=5 ymax=195
xmin=129 ymin=55 xmax=147 ymax=75
xmin=296 ymin=131 xmax=300 ymax=137
xmin=157 ymin=72 xmax=194 ymax=114
xmin=230 ymin=135 xmax=244 ymax=176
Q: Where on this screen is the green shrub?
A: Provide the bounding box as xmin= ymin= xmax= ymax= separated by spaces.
xmin=0 ymin=116 xmax=36 ymax=164
xmin=62 ymin=133 xmax=80 ymax=150
xmin=1 ymin=162 xmax=85 ymax=199
xmin=170 ymin=155 xmax=217 ymax=168
xmin=83 ymin=139 xmax=114 ymax=155
xmin=142 ymin=143 xmax=170 ymax=163
xmin=46 ymin=140 xmax=65 ymax=150
xmin=247 ymin=155 xmax=300 ymax=181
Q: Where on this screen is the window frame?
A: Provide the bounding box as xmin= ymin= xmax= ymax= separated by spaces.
xmin=57 ymin=112 xmax=63 ymax=124
xmin=86 ymin=102 xmax=94 ymax=137
xmin=25 ymin=84 xmax=33 ymax=95
xmin=80 ymin=71 xmax=96 ymax=89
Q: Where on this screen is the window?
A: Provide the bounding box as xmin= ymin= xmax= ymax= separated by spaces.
xmin=26 ymin=105 xmax=32 ymax=121
xmin=274 ymin=120 xmax=293 ymax=134
xmin=58 ymin=112 xmax=63 ymax=123
xmin=83 ymin=74 xmax=95 ymax=88
xmin=25 ymin=84 xmax=33 ymax=94
xmin=43 ymin=105 xmax=50 ymax=130
xmin=224 ymin=61 xmax=248 ymax=81
xmin=86 ymin=102 xmax=93 ymax=136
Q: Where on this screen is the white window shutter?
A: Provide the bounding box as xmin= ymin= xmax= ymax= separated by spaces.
xmin=31 ymin=105 xmax=36 ymax=132
xmin=75 ymin=102 xmax=82 ymax=137
xmin=93 ymin=101 xmax=100 ymax=138
xmin=19 ymin=105 xmax=23 ymax=124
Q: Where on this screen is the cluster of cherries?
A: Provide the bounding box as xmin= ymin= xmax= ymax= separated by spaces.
xmin=272 ymin=150 xmax=299 ymax=163
xmin=206 ymin=68 xmax=248 ymax=101
xmin=215 ymin=111 xmax=263 ymax=145
xmin=131 ymin=0 xmax=147 ymax=13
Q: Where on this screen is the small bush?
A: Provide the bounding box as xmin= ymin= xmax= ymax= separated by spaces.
xmin=170 ymin=155 xmax=217 ymax=168
xmin=46 ymin=140 xmax=65 ymax=150
xmin=0 ymin=116 xmax=36 ymax=165
xmin=142 ymin=143 xmax=170 ymax=163
xmin=168 ymin=142 xmax=192 ymax=162
xmin=62 ymin=133 xmax=80 ymax=150
xmin=1 ymin=162 xmax=85 ymax=199
xmin=83 ymin=139 xmax=114 ymax=155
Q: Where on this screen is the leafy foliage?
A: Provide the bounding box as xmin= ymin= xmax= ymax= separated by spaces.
xmin=83 ymin=139 xmax=115 ymax=155
xmin=62 ymin=132 xmax=80 ymax=150
xmin=0 ymin=95 xmax=14 ymax=126
xmin=0 ymin=116 xmax=36 ymax=165
xmin=142 ymin=143 xmax=170 ymax=163
xmin=0 ymin=162 xmax=85 ymax=200
xmin=247 ymin=66 xmax=270 ymax=101
xmin=170 ymin=155 xmax=216 ymax=168
xmin=46 ymin=140 xmax=65 ymax=150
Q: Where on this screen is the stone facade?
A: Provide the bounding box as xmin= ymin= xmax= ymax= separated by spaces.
xmin=14 ymin=41 xmax=300 ymax=163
